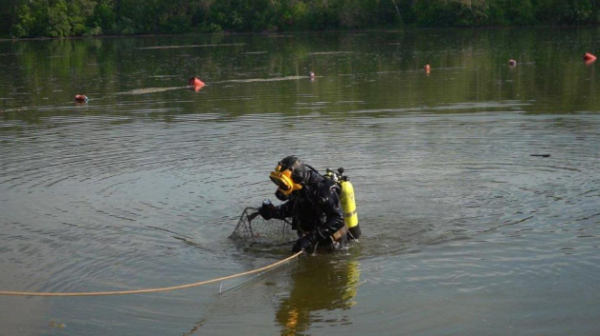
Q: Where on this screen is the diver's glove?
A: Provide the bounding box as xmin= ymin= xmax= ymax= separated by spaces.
xmin=292 ymin=233 xmax=315 ymax=253
xmin=258 ymin=200 xmax=275 ymax=220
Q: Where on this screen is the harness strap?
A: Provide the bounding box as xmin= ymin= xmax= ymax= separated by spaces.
xmin=343 ymin=210 xmax=357 ymax=218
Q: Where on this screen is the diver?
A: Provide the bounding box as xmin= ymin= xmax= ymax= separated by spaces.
xmin=258 ymin=155 xmax=349 ymax=253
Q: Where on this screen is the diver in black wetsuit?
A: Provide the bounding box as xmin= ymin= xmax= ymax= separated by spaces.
xmin=258 ymin=156 xmax=347 ymax=253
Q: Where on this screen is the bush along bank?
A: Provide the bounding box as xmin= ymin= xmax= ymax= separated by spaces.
xmin=3 ymin=0 xmax=600 ymax=38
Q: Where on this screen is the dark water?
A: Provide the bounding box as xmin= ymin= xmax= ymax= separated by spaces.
xmin=1 ymin=28 xmax=600 ymax=335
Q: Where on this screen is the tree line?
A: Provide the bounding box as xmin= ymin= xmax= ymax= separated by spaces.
xmin=2 ymin=0 xmax=600 ymax=38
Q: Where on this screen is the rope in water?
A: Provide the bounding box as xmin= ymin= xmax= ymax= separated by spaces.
xmin=0 ymin=251 xmax=303 ymax=297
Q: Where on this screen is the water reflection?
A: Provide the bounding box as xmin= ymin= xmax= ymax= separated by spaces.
xmin=276 ymin=255 xmax=360 ymax=335
xmin=3 ymin=27 xmax=600 ymax=118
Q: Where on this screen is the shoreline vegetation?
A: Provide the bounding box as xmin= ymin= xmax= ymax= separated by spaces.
xmin=2 ymin=0 xmax=600 ymax=39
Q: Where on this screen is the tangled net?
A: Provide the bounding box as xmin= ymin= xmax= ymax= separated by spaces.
xmin=230 ymin=207 xmax=297 ymax=246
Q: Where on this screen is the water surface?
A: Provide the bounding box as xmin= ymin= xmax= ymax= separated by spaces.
xmin=1 ymin=28 xmax=600 ymax=335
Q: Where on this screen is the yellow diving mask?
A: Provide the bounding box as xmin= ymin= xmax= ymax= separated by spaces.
xmin=269 ymin=164 xmax=303 ymax=198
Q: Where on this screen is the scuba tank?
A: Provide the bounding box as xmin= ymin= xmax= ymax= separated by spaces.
xmin=325 ymin=167 xmax=361 ymax=239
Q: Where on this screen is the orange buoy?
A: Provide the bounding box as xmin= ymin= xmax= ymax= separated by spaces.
xmin=508 ymin=59 xmax=517 ymax=66
xmin=74 ymin=95 xmax=88 ymax=103
xmin=425 ymin=64 xmax=431 ymax=74
xmin=584 ymin=52 xmax=597 ymax=63
xmin=188 ymin=77 xmax=205 ymax=88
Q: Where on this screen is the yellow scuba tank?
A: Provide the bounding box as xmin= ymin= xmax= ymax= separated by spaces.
xmin=326 ymin=167 xmax=361 ymax=239
xmin=339 ymin=179 xmax=358 ymax=229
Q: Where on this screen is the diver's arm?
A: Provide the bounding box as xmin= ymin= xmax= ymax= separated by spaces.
xmin=272 ymin=200 xmax=293 ymax=219
xmin=259 ymin=199 xmax=294 ymax=220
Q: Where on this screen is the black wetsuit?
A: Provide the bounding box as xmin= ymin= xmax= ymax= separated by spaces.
xmin=268 ymin=171 xmax=346 ymax=248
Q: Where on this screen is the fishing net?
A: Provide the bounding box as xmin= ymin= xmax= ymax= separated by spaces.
xmin=229 ymin=207 xmax=297 ymax=246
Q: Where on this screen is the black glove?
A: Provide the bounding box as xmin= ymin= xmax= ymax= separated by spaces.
xmin=292 ymin=234 xmax=315 ymax=253
xmin=259 ymin=203 xmax=275 ymax=220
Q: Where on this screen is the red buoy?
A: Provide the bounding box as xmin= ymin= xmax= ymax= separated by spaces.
xmin=188 ymin=77 xmax=205 ymax=88
xmin=584 ymin=53 xmax=597 ymax=62
xmin=74 ymin=95 xmax=88 ymax=103
xmin=425 ymin=64 xmax=431 ymax=74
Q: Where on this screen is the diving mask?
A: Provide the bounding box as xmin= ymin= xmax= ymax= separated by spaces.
xmin=269 ymin=164 xmax=303 ymax=198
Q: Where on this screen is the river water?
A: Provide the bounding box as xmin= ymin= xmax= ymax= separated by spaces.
xmin=1 ymin=28 xmax=600 ymax=335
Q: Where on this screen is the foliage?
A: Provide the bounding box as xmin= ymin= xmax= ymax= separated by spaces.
xmin=4 ymin=0 xmax=600 ymax=38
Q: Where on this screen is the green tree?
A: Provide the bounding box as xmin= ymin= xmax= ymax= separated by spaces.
xmin=47 ymin=0 xmax=72 ymax=37
xmin=90 ymin=0 xmax=117 ymax=35
xmin=68 ymin=0 xmax=98 ymax=35
xmin=12 ymin=0 xmax=50 ymax=38
xmin=0 ymin=0 xmax=21 ymax=36
xmin=6 ymin=0 xmax=600 ymax=38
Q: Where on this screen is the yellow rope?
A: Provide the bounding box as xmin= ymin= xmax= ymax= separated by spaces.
xmin=0 ymin=252 xmax=303 ymax=297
